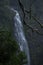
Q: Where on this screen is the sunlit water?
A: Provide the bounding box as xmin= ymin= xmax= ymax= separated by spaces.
xmin=8 ymin=7 xmax=30 ymax=65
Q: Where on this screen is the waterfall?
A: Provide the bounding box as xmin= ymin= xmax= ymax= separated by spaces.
xmin=8 ymin=7 xmax=30 ymax=65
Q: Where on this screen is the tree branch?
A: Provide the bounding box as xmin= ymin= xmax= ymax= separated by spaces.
xmin=18 ymin=0 xmax=43 ymax=35
xmin=32 ymin=16 xmax=43 ymax=28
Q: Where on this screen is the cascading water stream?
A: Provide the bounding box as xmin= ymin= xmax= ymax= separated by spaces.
xmin=8 ymin=7 xmax=30 ymax=65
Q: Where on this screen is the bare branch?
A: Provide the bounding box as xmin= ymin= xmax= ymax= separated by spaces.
xmin=24 ymin=21 xmax=43 ymax=35
xmin=23 ymin=20 xmax=34 ymax=32
xmin=18 ymin=0 xmax=43 ymax=35
xmin=34 ymin=29 xmax=43 ymax=35
xmin=32 ymin=16 xmax=43 ymax=28
xmin=18 ymin=0 xmax=25 ymax=18
xmin=25 ymin=10 xmax=43 ymax=28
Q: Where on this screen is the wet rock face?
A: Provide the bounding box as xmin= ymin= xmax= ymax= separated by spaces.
xmin=1 ymin=0 xmax=43 ymax=65
xmin=10 ymin=0 xmax=20 ymax=10
xmin=10 ymin=0 xmax=43 ymax=65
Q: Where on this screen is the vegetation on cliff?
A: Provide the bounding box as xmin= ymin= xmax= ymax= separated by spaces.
xmin=0 ymin=0 xmax=27 ymax=65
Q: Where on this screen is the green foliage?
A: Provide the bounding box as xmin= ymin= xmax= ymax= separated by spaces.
xmin=0 ymin=30 xmax=27 ymax=65
xmin=0 ymin=30 xmax=18 ymax=64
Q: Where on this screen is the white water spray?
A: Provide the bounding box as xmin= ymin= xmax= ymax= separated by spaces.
xmin=8 ymin=7 xmax=30 ymax=65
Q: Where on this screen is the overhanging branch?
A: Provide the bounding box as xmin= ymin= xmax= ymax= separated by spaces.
xmin=18 ymin=0 xmax=43 ymax=35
